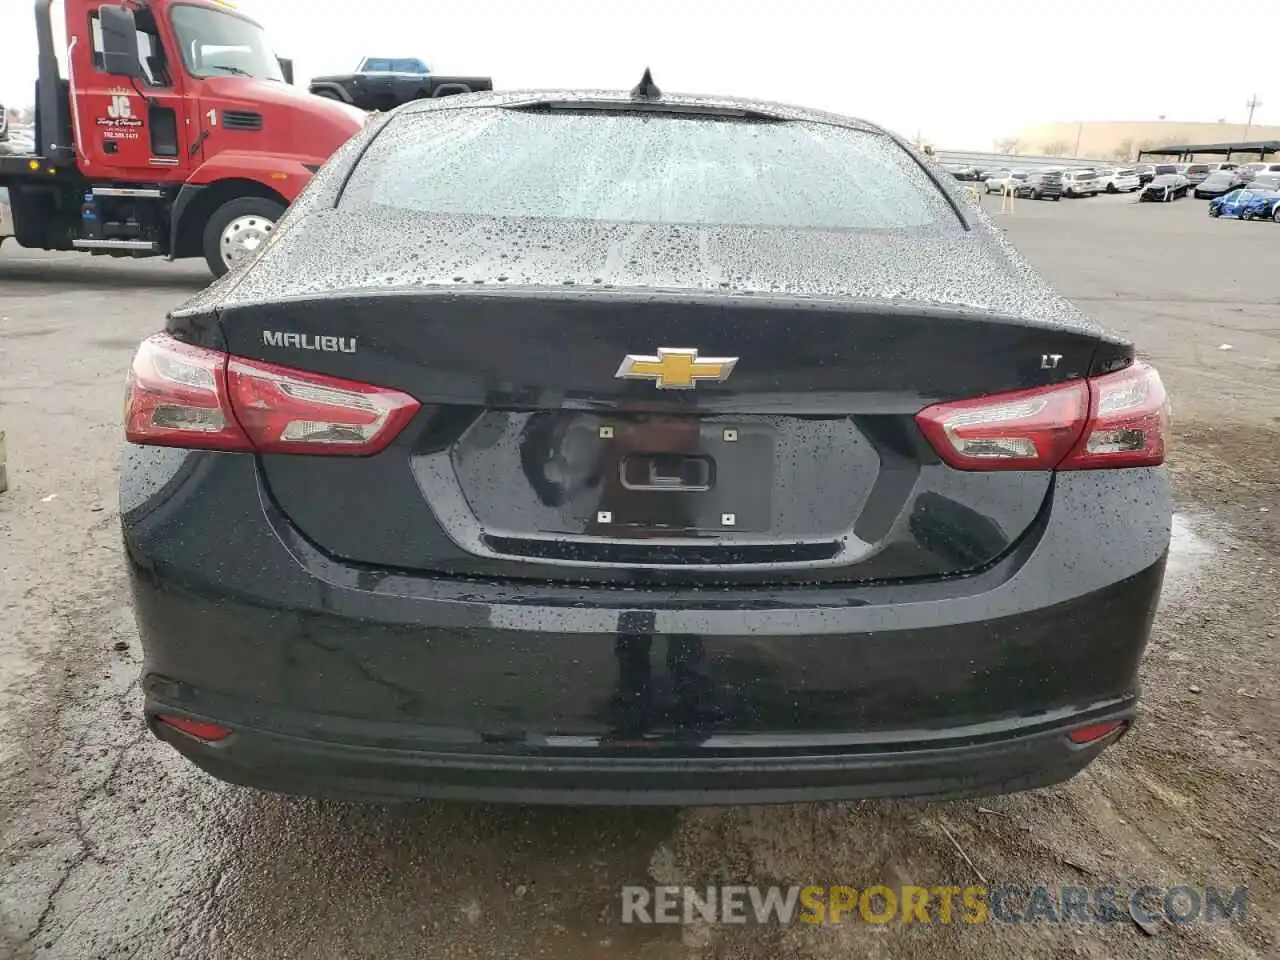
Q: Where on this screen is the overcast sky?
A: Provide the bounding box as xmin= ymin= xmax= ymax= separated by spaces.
xmin=1 ymin=0 xmax=1274 ymax=148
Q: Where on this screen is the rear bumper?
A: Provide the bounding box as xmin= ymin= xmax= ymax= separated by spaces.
xmin=122 ymin=451 xmax=1170 ymax=805
xmin=149 ymin=703 xmax=1133 ymax=805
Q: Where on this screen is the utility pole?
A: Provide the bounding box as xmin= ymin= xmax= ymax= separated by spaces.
xmin=1244 ymin=94 xmax=1262 ymax=141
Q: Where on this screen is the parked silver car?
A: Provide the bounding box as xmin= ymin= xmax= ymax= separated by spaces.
xmin=1061 ymin=169 xmax=1101 ymax=197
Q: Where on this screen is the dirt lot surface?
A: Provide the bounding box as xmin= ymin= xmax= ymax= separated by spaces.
xmin=1 ymin=193 xmax=1277 ymax=959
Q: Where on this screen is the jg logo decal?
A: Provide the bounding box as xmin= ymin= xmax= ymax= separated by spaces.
xmin=106 ymin=94 xmax=134 ymax=119
xmin=98 ymin=91 xmax=142 ymax=129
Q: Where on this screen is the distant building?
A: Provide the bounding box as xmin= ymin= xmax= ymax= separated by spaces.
xmin=1011 ymin=120 xmax=1280 ymax=161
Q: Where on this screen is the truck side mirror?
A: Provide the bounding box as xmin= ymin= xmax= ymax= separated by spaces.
xmin=278 ymin=58 xmax=294 ymax=85
xmin=98 ymin=6 xmax=144 ymax=79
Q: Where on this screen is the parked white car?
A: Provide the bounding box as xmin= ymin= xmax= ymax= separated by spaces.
xmin=1097 ymin=167 xmax=1141 ymax=193
xmin=1238 ymin=161 xmax=1280 ymax=183
xmin=984 ymin=169 xmax=1028 ymax=194
xmin=1061 ymin=169 xmax=1100 ymax=197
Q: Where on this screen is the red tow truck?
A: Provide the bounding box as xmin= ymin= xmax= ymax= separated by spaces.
xmin=0 ymin=0 xmax=369 ymax=276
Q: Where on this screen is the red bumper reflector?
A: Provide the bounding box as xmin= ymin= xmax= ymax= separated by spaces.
xmin=1067 ymin=720 xmax=1126 ymax=744
xmin=156 ymin=714 xmax=232 ymax=742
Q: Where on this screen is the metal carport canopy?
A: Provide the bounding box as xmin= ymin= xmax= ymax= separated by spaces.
xmin=1137 ymin=140 xmax=1280 ymax=160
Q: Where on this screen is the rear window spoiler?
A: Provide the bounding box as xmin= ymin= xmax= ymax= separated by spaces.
xmin=504 ymin=100 xmax=787 ymax=122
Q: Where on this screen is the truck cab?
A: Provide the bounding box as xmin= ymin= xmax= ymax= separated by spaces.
xmin=308 ymin=53 xmax=492 ymax=112
xmin=0 ymin=0 xmax=367 ymax=276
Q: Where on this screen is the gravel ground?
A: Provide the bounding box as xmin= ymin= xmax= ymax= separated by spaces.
xmin=0 ymin=193 xmax=1277 ymax=959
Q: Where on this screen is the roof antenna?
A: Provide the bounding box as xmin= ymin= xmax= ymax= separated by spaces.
xmin=630 ymin=68 xmax=662 ymax=101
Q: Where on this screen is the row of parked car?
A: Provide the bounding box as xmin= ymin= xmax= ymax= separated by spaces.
xmin=1187 ymin=161 xmax=1280 ymax=197
xmin=964 ymin=165 xmax=1134 ymax=201
xmin=1130 ymin=161 xmax=1280 ymax=207
xmin=946 ymin=159 xmax=1280 ymax=207
xmin=945 ymin=164 xmax=1141 ymax=201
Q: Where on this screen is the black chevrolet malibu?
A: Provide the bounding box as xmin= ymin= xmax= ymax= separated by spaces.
xmin=120 ymin=86 xmax=1171 ymax=805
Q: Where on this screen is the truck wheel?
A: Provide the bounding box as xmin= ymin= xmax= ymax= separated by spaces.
xmin=202 ymin=197 xmax=285 ymax=278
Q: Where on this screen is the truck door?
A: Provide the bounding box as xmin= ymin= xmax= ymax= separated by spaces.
xmin=77 ymin=5 xmax=191 ymax=180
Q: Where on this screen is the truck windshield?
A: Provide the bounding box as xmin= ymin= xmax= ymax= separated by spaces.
xmin=170 ymin=5 xmax=284 ymax=81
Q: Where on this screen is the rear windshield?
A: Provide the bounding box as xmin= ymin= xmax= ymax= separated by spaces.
xmin=1187 ymin=165 xmax=1210 ymax=174
xmin=1154 ymin=164 xmax=1178 ymax=174
xmin=341 ymin=108 xmax=959 ymax=230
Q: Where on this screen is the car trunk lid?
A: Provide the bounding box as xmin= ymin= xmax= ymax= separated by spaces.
xmin=212 ymin=287 xmax=1109 ymax=586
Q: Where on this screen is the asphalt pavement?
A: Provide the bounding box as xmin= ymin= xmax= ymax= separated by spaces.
xmin=1 ymin=193 xmax=1277 ymax=959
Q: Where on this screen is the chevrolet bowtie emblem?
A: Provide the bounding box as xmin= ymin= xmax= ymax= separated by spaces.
xmin=615 ymin=347 xmax=739 ymax=390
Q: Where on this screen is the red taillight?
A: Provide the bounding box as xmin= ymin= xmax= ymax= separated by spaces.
xmin=156 ymin=714 xmax=232 ymax=742
xmin=225 ymin=355 xmax=420 ymax=455
xmin=915 ymin=380 xmax=1089 ymax=471
xmin=124 ymin=334 xmax=251 ymax=451
xmin=915 ymin=362 xmax=1168 ymax=471
xmin=1058 ymin=363 xmax=1168 ymax=469
xmin=1067 ymin=720 xmax=1127 ymax=744
xmin=125 ymin=334 xmax=420 ymax=455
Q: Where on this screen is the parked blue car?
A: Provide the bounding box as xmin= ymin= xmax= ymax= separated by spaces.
xmin=1208 ymin=188 xmax=1280 ymax=222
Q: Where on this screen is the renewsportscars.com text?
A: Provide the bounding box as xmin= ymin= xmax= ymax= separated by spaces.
xmin=621 ymin=884 xmax=1247 ymax=925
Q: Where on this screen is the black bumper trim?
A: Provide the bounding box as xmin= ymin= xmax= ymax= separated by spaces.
xmin=148 ymin=706 xmax=1133 ymax=806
